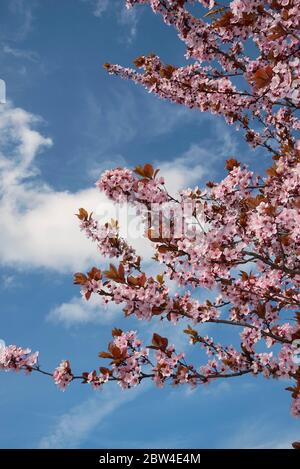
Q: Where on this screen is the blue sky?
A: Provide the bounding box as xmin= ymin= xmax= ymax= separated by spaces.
xmin=0 ymin=0 xmax=299 ymax=449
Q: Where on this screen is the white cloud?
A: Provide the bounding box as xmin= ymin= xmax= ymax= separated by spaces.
xmin=0 ymin=102 xmax=154 ymax=272
xmin=0 ymin=102 xmax=102 ymax=272
xmin=159 ymin=145 xmax=209 ymax=198
xmin=38 ymin=384 xmax=147 ymax=449
xmin=48 ymin=294 xmax=123 ymax=327
xmin=0 ymin=101 xmax=214 ymax=274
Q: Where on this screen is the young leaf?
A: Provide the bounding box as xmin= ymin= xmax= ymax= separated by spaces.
xmin=73 ymin=273 xmax=88 ymax=285
xmin=75 ymin=208 xmax=89 ymax=221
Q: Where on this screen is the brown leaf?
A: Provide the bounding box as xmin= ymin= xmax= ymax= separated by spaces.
xmin=73 ymin=272 xmax=88 ymax=285
xmin=152 ymin=306 xmax=164 ymax=316
xmin=149 ymin=333 xmax=168 ymax=351
xmin=267 ymin=24 xmax=286 ymax=41
xmin=127 ymin=276 xmax=139 ymax=287
xmin=108 ymin=343 xmax=123 ymax=359
xmin=292 ymin=441 xmax=300 ymax=449
xmin=252 ymin=65 xmax=273 ymax=90
xmin=100 ymin=367 xmax=111 ymax=375
xmin=98 ymin=351 xmax=113 ymax=359
xmin=138 ymin=272 xmax=147 ymax=287
xmin=291 ymin=329 xmax=300 ymax=341
xmin=112 ymin=328 xmax=123 ymax=337
xmin=85 ymin=290 xmax=92 ymax=301
xmin=87 ymin=267 xmax=102 ymax=281
xmin=226 ymin=158 xmax=240 ymax=171
xmin=256 ymin=303 xmax=266 ymax=319
xmin=134 ymin=163 xmax=155 ymax=179
xmin=157 ymin=245 xmax=169 ymax=254
xmin=156 ymin=274 xmax=164 ymax=285
xmin=104 ymin=263 xmax=124 ymax=282
xmin=118 ymin=263 xmax=125 ymax=282
xmin=213 ymin=11 xmax=233 ymax=28
xmin=244 ymin=195 xmax=265 ymax=209
xmin=184 ymin=325 xmax=198 ymax=338
xmin=159 ymin=65 xmax=177 ymax=79
xmin=240 ymin=271 xmax=249 ymax=282
xmin=266 ymin=164 xmax=277 ymax=177
xmin=76 ymin=208 xmax=89 ymax=221
xmin=240 ymin=12 xmax=257 ymax=26
xmin=133 ymin=56 xmax=145 ymax=68
xmin=204 ymin=7 xmax=225 ymax=18
xmin=134 ymin=165 xmax=146 ymax=177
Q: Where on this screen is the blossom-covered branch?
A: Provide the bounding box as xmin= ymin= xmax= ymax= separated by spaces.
xmin=2 ymin=0 xmax=300 ymax=429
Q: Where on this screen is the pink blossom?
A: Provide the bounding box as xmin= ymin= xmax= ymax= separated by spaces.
xmin=53 ymin=360 xmax=73 ymax=391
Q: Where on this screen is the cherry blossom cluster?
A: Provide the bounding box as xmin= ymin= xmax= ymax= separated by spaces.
xmin=100 ymin=330 xmax=149 ymax=389
xmin=53 ymin=360 xmax=74 ymax=391
xmin=105 ymin=0 xmax=300 ymax=156
xmin=98 ymin=166 xmax=167 ymax=204
xmin=90 ymin=149 xmax=300 ymax=415
xmin=76 ymin=208 xmax=140 ymax=267
xmin=0 ymin=344 xmax=38 ymax=372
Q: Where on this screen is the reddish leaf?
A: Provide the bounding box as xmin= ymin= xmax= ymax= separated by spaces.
xmin=108 ymin=343 xmax=123 ymax=359
xmin=267 ymin=24 xmax=285 ymax=41
xmin=75 ymin=208 xmax=89 ymax=221
xmin=98 ymin=351 xmax=113 ymax=359
xmin=138 ymin=272 xmax=147 ymax=287
xmin=252 ymin=65 xmax=273 ymax=90
xmin=85 ymin=290 xmax=92 ymax=301
xmin=118 ymin=263 xmax=125 ymax=282
xmin=240 ymin=271 xmax=249 ymax=282
xmin=204 ymin=7 xmax=225 ymax=18
xmin=133 ymin=56 xmax=145 ymax=68
xmin=87 ymin=267 xmax=102 ymax=281
xmin=112 ymin=328 xmax=123 ymax=337
xmin=226 ymin=158 xmax=240 ymax=171
xmin=73 ymin=272 xmax=88 ymax=285
xmin=156 ymin=274 xmax=164 ymax=285
xmin=213 ymin=11 xmax=234 ymax=28
xmin=159 ymin=65 xmax=177 ymax=79
xmin=127 ymin=276 xmax=139 ymax=286
xmin=134 ymin=163 xmax=156 ymax=179
xmin=149 ymin=333 xmax=169 ymax=351
xmin=104 ymin=264 xmax=119 ymax=281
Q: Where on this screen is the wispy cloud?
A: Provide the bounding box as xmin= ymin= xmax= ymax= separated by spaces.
xmin=2 ymin=44 xmax=39 ymax=62
xmin=0 ymin=274 xmax=16 ymax=289
xmin=81 ymin=0 xmax=109 ymax=18
xmin=38 ymin=384 xmax=147 ymax=449
xmin=117 ymin=6 xmax=139 ymax=44
xmin=5 ymin=0 xmax=35 ymax=41
xmin=82 ymin=0 xmax=140 ymax=43
xmin=221 ymin=418 xmax=299 ymax=449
